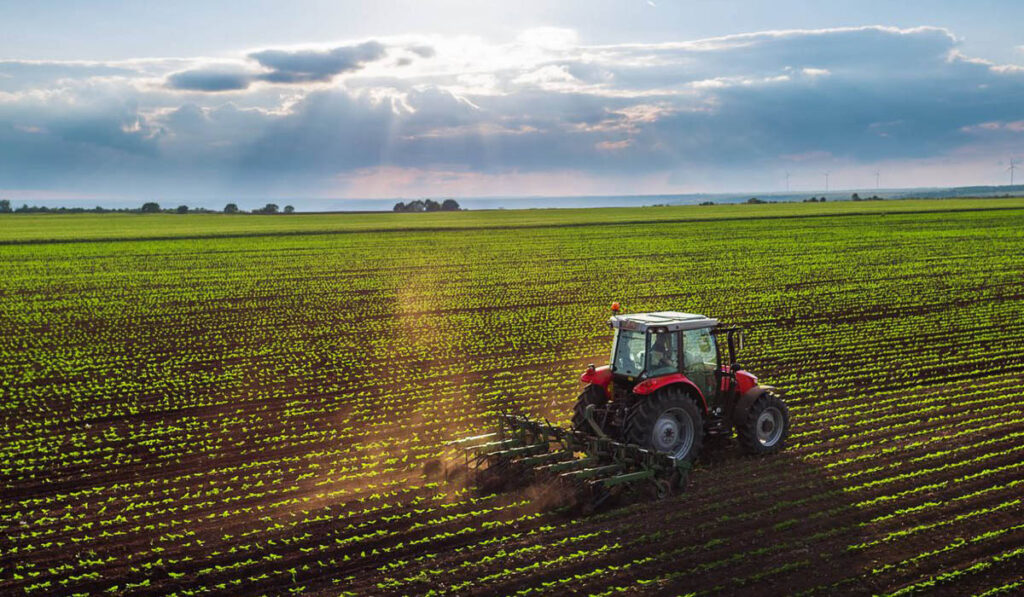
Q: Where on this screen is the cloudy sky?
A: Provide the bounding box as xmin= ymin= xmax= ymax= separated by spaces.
xmin=2 ymin=1 xmax=1024 ymax=207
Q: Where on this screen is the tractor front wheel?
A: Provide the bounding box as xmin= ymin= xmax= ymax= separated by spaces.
xmin=625 ymin=387 xmax=703 ymax=462
xmin=736 ymin=391 xmax=791 ymax=455
xmin=571 ymin=385 xmax=609 ymax=435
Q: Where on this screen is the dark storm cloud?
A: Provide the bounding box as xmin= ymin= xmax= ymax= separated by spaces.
xmin=165 ymin=69 xmax=252 ymax=91
xmin=616 ymin=33 xmax=1024 ymax=166
xmin=163 ymin=41 xmax=388 ymax=91
xmin=248 ymin=40 xmax=387 ymax=83
xmin=0 ymin=96 xmax=162 ymax=194
xmin=238 ymin=89 xmax=395 ymax=177
xmin=407 ymin=44 xmax=436 ymax=58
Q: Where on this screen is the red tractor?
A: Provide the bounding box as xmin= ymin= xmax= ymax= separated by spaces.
xmin=455 ymin=304 xmax=790 ymax=505
xmin=574 ymin=303 xmax=790 ymax=461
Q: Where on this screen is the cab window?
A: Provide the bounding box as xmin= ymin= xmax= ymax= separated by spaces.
xmin=612 ymin=330 xmax=646 ymax=376
xmin=683 ymin=328 xmax=717 ymax=399
xmin=647 ymin=332 xmax=679 ymax=377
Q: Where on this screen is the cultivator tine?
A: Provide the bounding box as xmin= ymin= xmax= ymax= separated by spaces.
xmin=596 ymin=468 xmax=656 ymax=487
xmin=491 ymin=437 xmax=528 ymax=449
xmin=464 ymin=438 xmax=523 ymax=452
xmin=562 ymin=464 xmax=623 ymax=481
xmin=536 ymin=456 xmax=596 ymax=474
xmin=449 ymin=432 xmax=499 ymax=446
xmin=513 ymin=450 xmax=572 ymax=468
xmin=482 ymin=443 xmax=548 ymax=461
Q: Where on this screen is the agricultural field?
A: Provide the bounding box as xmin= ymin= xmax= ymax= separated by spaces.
xmin=2 ymin=198 xmax=1024 ymax=596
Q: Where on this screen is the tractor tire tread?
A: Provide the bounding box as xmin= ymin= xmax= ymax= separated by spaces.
xmin=624 ymin=386 xmax=704 ymax=462
xmin=736 ymin=391 xmax=791 ymax=455
xmin=571 ymin=385 xmax=609 ymax=434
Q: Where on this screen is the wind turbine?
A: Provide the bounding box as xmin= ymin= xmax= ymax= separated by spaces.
xmin=785 ymin=171 xmax=791 ymax=193
xmin=824 ymin=171 xmax=830 ymax=193
xmin=874 ymin=170 xmax=880 ymax=190
xmin=1010 ymin=158 xmax=1019 ymax=186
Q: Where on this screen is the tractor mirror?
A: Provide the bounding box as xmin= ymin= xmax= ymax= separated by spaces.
xmin=736 ymin=330 xmax=744 ymax=352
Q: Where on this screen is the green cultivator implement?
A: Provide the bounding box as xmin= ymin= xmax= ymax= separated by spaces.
xmin=454 ymin=412 xmax=691 ymax=510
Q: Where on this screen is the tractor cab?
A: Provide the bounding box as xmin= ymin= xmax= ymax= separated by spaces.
xmin=599 ymin=309 xmax=752 ymax=413
xmin=609 ymin=311 xmax=719 ymax=396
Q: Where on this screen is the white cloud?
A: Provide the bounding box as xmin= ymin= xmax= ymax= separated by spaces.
xmin=596 ymin=139 xmax=632 ymax=151
xmin=516 ymin=27 xmax=580 ymax=50
xmin=802 ymin=67 xmax=830 ymax=77
xmin=511 ymin=65 xmax=583 ymax=91
xmin=961 ymin=120 xmax=1024 ymax=134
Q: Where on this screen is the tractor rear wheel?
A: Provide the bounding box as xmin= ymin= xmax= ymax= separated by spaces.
xmin=737 ymin=391 xmax=790 ymax=455
xmin=571 ymin=385 xmax=609 ymax=434
xmin=625 ymin=387 xmax=703 ymax=462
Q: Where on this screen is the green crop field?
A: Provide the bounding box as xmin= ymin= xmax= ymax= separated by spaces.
xmin=3 ymin=198 xmax=1024 ymax=596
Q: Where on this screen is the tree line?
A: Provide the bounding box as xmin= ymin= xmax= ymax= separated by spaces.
xmin=0 ymin=200 xmax=295 ymax=214
xmin=1 ymin=199 xmax=465 ymax=214
xmin=137 ymin=202 xmax=296 ymax=214
xmin=393 ymin=199 xmax=460 ymax=212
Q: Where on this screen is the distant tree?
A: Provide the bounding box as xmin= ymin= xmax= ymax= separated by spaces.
xmin=224 ymin=203 xmax=239 ymax=214
xmin=176 ymin=205 xmax=189 ymax=214
xmin=406 ymin=200 xmax=426 ymax=212
xmin=141 ymin=202 xmax=161 ymax=213
xmin=851 ymin=193 xmax=861 ymax=201
xmin=393 ymin=202 xmax=406 ymax=212
xmin=255 ymin=203 xmax=279 ymax=214
xmin=820 ymin=196 xmax=826 ymax=202
xmin=0 ymin=199 xmax=10 ymax=213
xmin=284 ymin=205 xmax=294 ymax=214
xmin=441 ymin=199 xmax=460 ymax=211
xmin=746 ymin=197 xmax=765 ymax=204
xmin=424 ymin=199 xmax=441 ymax=212
xmin=699 ymin=201 xmax=715 ymax=206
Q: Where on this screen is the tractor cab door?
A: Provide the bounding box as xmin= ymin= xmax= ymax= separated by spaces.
xmin=682 ymin=327 xmax=718 ymax=403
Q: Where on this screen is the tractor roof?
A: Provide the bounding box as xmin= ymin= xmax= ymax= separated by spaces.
xmin=609 ymin=311 xmax=719 ymax=333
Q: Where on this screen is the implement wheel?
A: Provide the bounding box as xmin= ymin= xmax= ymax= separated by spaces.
xmin=737 ymin=391 xmax=791 ymax=455
xmin=571 ymin=385 xmax=609 ymax=435
xmin=625 ymin=386 xmax=703 ymax=462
